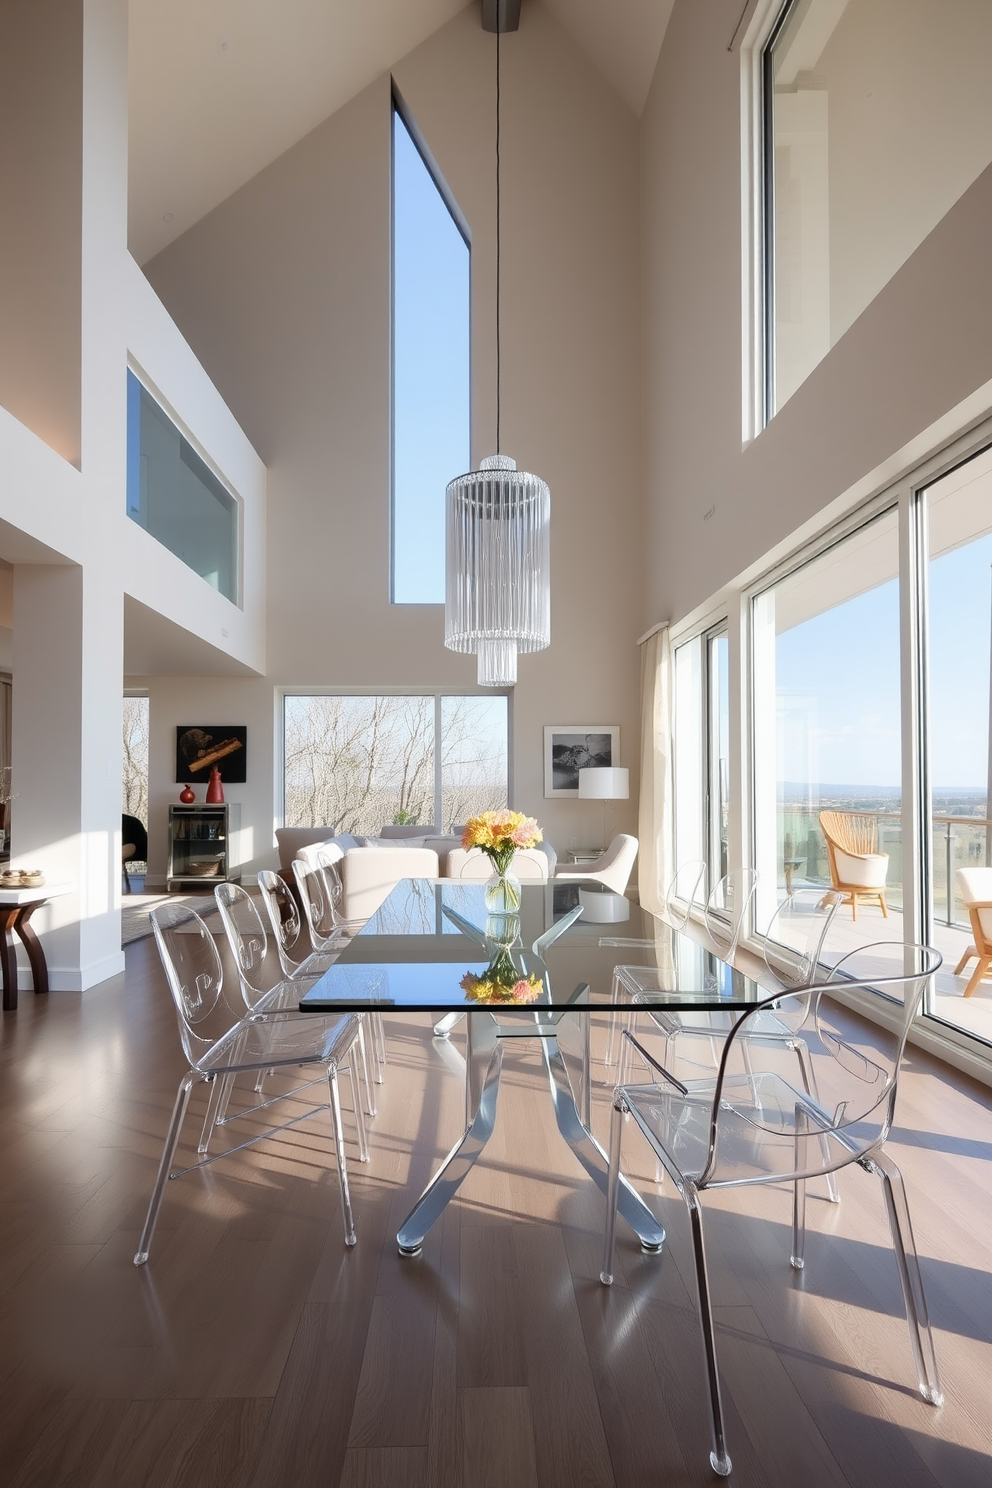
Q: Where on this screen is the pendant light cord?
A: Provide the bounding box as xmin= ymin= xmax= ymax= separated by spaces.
xmin=495 ymin=25 xmax=501 ymax=456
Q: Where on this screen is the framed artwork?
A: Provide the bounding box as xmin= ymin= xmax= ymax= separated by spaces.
xmin=176 ymin=725 xmax=248 ymax=784
xmin=543 ymin=725 xmax=619 ymax=797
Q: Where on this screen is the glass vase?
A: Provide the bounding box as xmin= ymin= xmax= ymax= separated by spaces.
xmin=484 ymin=871 xmax=522 ymax=914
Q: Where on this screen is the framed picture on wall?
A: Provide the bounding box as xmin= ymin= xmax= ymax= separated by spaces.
xmin=543 ymin=725 xmax=619 ymax=797
xmin=175 ymin=726 xmax=248 ymax=784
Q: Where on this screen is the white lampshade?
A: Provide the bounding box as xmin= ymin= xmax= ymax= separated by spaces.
xmin=578 ymin=766 xmax=629 ymax=800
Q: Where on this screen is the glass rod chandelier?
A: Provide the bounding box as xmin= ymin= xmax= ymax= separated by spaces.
xmin=444 ymin=10 xmax=551 ymax=688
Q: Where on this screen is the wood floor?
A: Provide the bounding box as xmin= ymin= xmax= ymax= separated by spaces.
xmin=2 ymin=935 xmax=992 ymax=1487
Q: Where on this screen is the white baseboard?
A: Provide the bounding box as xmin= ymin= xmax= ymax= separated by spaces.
xmin=34 ymin=951 xmax=127 ymax=992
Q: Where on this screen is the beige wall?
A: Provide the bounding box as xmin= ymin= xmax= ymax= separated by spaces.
xmin=0 ymin=0 xmax=83 ymax=466
xmin=142 ymin=2 xmax=644 ymax=860
xmin=641 ymin=0 xmax=992 ymax=632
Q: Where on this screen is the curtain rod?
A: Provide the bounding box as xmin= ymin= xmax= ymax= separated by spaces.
xmin=637 ymin=620 xmax=669 ymax=645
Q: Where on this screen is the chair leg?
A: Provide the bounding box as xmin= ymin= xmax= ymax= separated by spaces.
xmin=964 ymin=956 xmax=992 ymax=998
xmin=347 ymin=1054 xmax=370 ymax=1164
xmin=879 ymin=892 xmax=889 ymax=918
xmin=197 ymin=1071 xmax=228 ymax=1155
xmin=372 ymin=1010 xmax=387 ymax=1075
xmin=134 ymin=1073 xmax=197 ymax=1266
xmin=327 ymin=1068 xmax=357 ymax=1246
xmin=865 ymin=1151 xmax=943 ymax=1406
xmin=685 ymin=1184 xmax=732 ymax=1477
xmin=792 ymin=1108 xmax=807 ymax=1270
xmin=954 ymin=946 xmax=975 ymax=976
xmin=599 ymin=1096 xmax=625 ymax=1286
xmin=357 ymin=1021 xmax=376 ymax=1119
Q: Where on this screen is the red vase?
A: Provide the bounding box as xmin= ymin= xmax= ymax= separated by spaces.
xmin=179 ymin=784 xmax=195 ymax=804
xmin=205 ymin=767 xmax=225 ymax=804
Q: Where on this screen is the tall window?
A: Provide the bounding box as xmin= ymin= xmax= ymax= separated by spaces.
xmin=283 ymin=694 xmax=507 ymax=833
xmin=673 ymin=624 xmax=730 ymax=901
xmin=925 ymin=444 xmax=992 ymax=1044
xmin=126 ymin=370 xmax=239 ymax=602
xmin=391 ymin=97 xmax=470 ymax=604
xmin=751 ymin=509 xmax=902 ymax=941
xmin=763 ymin=0 xmax=992 ymax=415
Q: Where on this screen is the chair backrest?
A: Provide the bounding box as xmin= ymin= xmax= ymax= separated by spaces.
xmin=664 ymin=859 xmax=706 ymax=930
xmin=704 ymin=869 xmax=759 ymax=959
xmin=700 ymin=941 xmax=942 ymax=1191
xmin=762 ymin=888 xmax=842 ymax=987
xmin=150 ymin=902 xmax=227 ymax=1065
xmin=955 ymin=866 xmax=992 ymax=947
xmin=257 ymin=869 xmax=311 ymax=976
xmin=294 ymin=855 xmax=338 ymax=945
xmin=819 ymin=810 xmax=877 ymax=856
xmin=213 ymin=882 xmax=270 ymax=1007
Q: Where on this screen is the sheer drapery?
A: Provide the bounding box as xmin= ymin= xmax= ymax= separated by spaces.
xmin=637 ymin=626 xmax=672 ymax=917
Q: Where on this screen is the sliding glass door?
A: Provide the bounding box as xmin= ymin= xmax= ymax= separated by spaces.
xmin=924 ymin=444 xmax=992 ymax=1044
xmin=673 ymin=623 xmax=730 ymax=907
xmin=751 ymin=508 xmax=903 ymax=947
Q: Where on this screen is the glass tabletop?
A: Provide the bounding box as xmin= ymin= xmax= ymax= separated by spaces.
xmin=298 ymin=879 xmax=765 ymax=1013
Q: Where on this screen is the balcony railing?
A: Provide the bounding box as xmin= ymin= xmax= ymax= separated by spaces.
xmin=776 ymin=806 xmax=990 ymax=929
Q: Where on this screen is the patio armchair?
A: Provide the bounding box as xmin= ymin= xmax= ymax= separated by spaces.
xmin=953 ymin=866 xmax=992 ymax=996
xmin=819 ymin=810 xmax=889 ymax=919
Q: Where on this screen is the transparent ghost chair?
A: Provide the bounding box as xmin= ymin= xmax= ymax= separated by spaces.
xmin=134 ymin=902 xmax=368 ymax=1266
xmin=292 ymin=856 xmax=387 ymax=1078
xmin=604 ymin=859 xmax=707 ymax=1068
xmin=214 ymin=881 xmax=376 ymax=1116
xmin=601 ymin=941 xmax=944 ymax=1478
xmin=257 ymin=868 xmax=339 ymax=980
xmin=703 ymin=867 xmax=759 ymax=961
xmin=612 ymin=869 xmax=761 ymax=1085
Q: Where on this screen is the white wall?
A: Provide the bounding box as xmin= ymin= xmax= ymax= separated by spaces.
xmin=641 ymin=0 xmax=992 ymax=632
xmin=142 ymin=2 xmax=645 ymax=858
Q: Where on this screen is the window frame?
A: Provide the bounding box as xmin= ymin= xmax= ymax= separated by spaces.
xmin=277 ymin=685 xmax=513 ymax=834
xmin=736 ymin=413 xmax=992 ymax=1077
xmin=125 ymin=361 xmax=245 ymax=607
xmin=389 ymin=83 xmax=472 ymax=608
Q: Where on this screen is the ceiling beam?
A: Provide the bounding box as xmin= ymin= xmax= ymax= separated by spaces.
xmin=481 ymin=0 xmax=521 ymax=34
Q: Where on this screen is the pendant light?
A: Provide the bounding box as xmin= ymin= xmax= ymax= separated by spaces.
xmin=444 ymin=6 xmax=551 ymax=688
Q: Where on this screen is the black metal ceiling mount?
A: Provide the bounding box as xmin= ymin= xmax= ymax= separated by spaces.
xmin=481 ymin=0 xmax=521 ymax=34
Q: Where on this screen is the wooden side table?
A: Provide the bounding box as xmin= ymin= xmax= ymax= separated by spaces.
xmin=0 ymin=883 xmax=73 ymax=1011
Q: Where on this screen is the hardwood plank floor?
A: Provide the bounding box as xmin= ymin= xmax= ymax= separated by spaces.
xmin=2 ymin=934 xmax=991 ymax=1486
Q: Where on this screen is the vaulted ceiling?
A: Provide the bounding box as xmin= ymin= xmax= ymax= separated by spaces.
xmin=127 ymin=0 xmax=673 ymax=264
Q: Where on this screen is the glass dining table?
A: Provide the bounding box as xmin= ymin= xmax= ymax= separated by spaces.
xmin=299 ymin=878 xmax=766 ymax=1256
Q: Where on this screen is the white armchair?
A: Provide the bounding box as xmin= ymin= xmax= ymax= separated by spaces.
xmin=444 ymin=845 xmax=553 ymax=881
xmin=555 ymin=834 xmax=638 ymax=896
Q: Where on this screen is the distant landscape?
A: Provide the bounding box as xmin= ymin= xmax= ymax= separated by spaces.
xmin=781 ymin=784 xmax=987 ymax=818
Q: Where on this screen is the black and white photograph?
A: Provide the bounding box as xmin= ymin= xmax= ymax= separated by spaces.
xmin=543 ymin=725 xmax=619 ymax=797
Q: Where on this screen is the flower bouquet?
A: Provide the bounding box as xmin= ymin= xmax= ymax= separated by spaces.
xmin=460 ymin=947 xmax=543 ymax=1006
xmin=461 ymin=809 xmax=543 ymax=912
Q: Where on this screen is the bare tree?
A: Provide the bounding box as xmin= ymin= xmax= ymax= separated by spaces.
xmin=122 ymin=697 xmax=149 ymax=825
xmin=283 ymin=694 xmax=508 ymax=834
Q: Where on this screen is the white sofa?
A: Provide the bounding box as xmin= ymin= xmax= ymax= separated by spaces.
xmin=275 ymin=826 xmax=557 ymax=921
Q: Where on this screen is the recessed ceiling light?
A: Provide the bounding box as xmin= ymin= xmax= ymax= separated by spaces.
xmin=219 ymin=39 xmax=228 ymax=52
xmin=162 ymin=212 xmax=173 ymax=223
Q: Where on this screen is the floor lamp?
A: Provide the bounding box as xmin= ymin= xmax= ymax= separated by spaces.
xmin=578 ymin=767 xmax=629 ymax=852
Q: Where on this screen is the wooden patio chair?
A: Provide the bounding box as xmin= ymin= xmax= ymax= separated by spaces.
xmin=953 ymin=867 xmax=992 ymax=997
xmin=818 ymin=810 xmax=889 ymax=920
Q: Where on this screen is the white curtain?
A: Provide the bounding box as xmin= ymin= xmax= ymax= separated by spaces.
xmin=637 ymin=626 xmax=673 ymax=917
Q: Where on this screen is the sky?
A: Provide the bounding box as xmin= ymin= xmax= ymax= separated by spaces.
xmin=392 ymin=110 xmax=470 ymax=605
xmin=776 ymin=534 xmax=992 ymax=792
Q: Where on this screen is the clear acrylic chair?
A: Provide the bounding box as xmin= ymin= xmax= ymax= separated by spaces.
xmin=604 ymin=858 xmax=706 ymax=1069
xmin=214 ymin=880 xmax=376 ymax=1112
xmin=292 ymin=857 xmax=387 ymax=1077
xmin=257 ymin=868 xmax=339 ymax=980
xmin=601 ymin=941 xmax=944 ymax=1477
xmin=612 ymin=869 xmax=762 ymax=1085
xmin=665 ymin=858 xmax=707 ymax=930
xmin=703 ymin=867 xmax=759 ymax=961
xmin=134 ymin=902 xmax=368 ymax=1266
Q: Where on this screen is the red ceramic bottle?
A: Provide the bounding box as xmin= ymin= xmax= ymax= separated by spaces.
xmin=205 ymin=767 xmax=225 ymax=804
